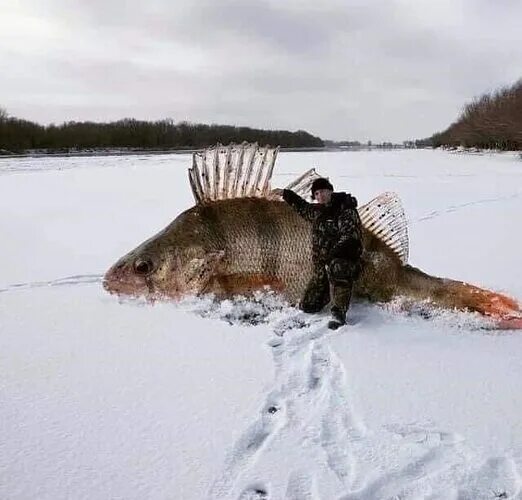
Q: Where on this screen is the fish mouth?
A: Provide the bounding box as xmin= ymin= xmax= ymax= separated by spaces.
xmin=103 ymin=261 xmax=151 ymax=298
xmin=103 ymin=260 xmax=184 ymax=301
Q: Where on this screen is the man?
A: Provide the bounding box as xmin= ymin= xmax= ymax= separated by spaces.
xmin=274 ymin=178 xmax=363 ymax=329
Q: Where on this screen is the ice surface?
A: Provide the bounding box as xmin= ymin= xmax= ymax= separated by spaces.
xmin=1 ymin=149 xmax=521 ymax=499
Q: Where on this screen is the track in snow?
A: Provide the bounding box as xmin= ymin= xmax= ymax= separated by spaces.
xmin=2 ymin=274 xmax=519 ymax=498
xmin=412 ymin=192 xmax=522 ymax=224
xmin=0 ymin=274 xmax=103 ymax=294
xmin=209 ymin=311 xmax=364 ymax=499
xmin=206 ymin=306 xmax=522 ymax=499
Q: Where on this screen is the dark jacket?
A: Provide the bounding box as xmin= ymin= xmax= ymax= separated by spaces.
xmin=282 ymin=189 xmax=363 ymax=266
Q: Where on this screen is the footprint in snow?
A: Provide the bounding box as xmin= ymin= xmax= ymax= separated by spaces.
xmin=208 ymin=399 xmax=285 ymax=498
xmin=285 ymin=470 xmax=317 ymax=500
xmin=238 ymin=484 xmax=269 ymax=499
xmin=460 ymin=456 xmax=522 ymax=500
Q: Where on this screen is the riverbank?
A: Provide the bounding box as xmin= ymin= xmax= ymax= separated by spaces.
xmin=0 ymin=144 xmax=414 ymax=159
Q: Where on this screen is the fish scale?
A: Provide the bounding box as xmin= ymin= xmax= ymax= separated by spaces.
xmin=104 ymin=143 xmax=522 ymax=329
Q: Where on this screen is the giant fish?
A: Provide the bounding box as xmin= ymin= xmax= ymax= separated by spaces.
xmin=104 ymin=143 xmax=522 ymax=329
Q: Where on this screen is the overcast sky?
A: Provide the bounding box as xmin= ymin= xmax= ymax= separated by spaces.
xmin=1 ymin=0 xmax=521 ymax=142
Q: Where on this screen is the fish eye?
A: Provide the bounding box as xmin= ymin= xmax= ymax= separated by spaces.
xmin=134 ymin=258 xmax=154 ymax=275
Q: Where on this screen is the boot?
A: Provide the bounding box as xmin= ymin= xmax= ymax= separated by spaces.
xmin=328 ymin=306 xmax=346 ymax=330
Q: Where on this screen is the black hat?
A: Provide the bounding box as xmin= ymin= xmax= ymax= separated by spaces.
xmin=311 ymin=178 xmax=333 ymax=199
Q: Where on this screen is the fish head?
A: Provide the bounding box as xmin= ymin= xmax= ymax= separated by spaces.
xmin=103 ymin=208 xmax=221 ymax=300
xmin=103 ymin=233 xmax=180 ymax=300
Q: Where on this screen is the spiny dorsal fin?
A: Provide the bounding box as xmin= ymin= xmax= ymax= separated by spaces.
xmin=188 ymin=147 xmax=409 ymax=264
xmin=189 ymin=142 xmax=280 ymax=203
xmin=358 ymin=192 xmax=409 ymax=264
xmin=283 ymin=168 xmax=321 ymax=199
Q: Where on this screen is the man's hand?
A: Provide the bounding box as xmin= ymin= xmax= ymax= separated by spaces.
xmin=271 ymin=188 xmax=284 ymax=197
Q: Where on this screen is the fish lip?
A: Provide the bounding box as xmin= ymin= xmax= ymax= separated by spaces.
xmin=102 ymin=264 xmax=183 ymax=301
xmin=102 ymin=263 xmax=150 ymax=297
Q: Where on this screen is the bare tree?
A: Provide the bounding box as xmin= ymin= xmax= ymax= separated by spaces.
xmin=0 ymin=112 xmax=325 ymax=152
xmin=426 ymin=79 xmax=522 ymax=150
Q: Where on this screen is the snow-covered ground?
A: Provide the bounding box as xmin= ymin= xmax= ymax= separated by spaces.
xmin=1 ymin=149 xmax=521 ymax=499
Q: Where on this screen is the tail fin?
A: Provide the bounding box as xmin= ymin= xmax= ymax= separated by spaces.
xmin=401 ymin=265 xmax=522 ymax=330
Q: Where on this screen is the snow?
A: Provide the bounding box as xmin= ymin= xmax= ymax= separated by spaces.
xmin=1 ymin=149 xmax=521 ymax=499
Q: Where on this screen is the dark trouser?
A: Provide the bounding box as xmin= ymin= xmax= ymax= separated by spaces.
xmin=299 ymin=258 xmax=360 ymax=320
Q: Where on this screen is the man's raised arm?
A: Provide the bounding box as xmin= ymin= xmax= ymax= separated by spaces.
xmin=273 ymin=188 xmax=316 ymax=222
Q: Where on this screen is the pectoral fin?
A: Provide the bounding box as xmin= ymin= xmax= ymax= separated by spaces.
xmin=181 ymin=251 xmax=225 ymax=294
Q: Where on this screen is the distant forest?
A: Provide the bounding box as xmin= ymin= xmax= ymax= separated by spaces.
xmin=0 ymin=110 xmax=324 ymax=153
xmin=420 ymin=79 xmax=522 ymax=150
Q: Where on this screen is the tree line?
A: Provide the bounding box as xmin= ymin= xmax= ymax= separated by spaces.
xmin=423 ymin=79 xmax=522 ymax=150
xmin=0 ymin=111 xmax=324 ymax=153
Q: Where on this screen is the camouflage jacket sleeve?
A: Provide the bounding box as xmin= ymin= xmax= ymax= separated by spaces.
xmin=330 ymin=204 xmax=363 ymax=261
xmin=282 ymin=189 xmax=316 ymax=222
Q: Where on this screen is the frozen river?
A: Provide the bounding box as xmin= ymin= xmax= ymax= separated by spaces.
xmin=1 ymin=149 xmax=521 ymax=499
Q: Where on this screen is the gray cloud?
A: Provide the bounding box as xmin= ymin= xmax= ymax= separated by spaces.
xmin=1 ymin=0 xmax=521 ymax=142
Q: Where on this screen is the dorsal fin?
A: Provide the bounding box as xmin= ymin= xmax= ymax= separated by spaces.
xmin=358 ymin=192 xmax=409 ymax=264
xmin=283 ymin=167 xmax=321 ymax=199
xmin=188 ymin=144 xmax=409 ymax=264
xmin=189 ymin=142 xmax=280 ymax=203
